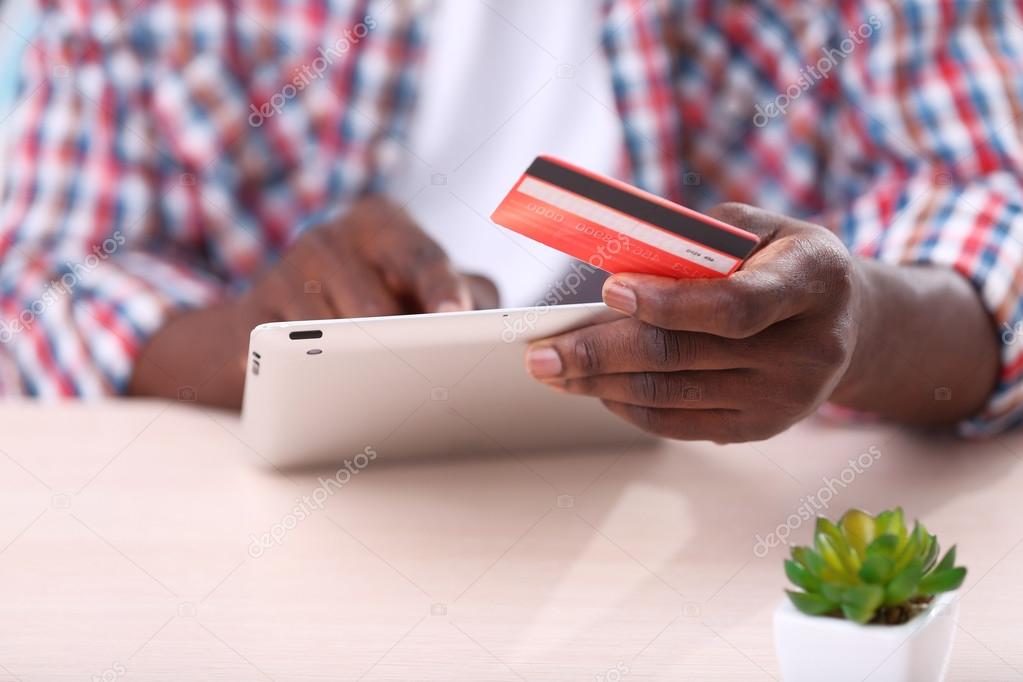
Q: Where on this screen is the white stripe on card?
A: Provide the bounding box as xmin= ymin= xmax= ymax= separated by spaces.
xmin=515 ymin=177 xmax=738 ymax=274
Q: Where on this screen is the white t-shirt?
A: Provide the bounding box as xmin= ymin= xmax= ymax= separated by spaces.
xmin=387 ymin=0 xmax=623 ymax=307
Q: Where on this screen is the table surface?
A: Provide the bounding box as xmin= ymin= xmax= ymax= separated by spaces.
xmin=0 ymin=400 xmax=1021 ymax=681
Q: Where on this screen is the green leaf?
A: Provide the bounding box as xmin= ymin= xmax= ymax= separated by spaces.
xmin=816 ymin=533 xmax=849 ymax=576
xmin=892 ymin=508 xmax=909 ymax=549
xmin=920 ymin=536 xmax=939 ymax=573
xmin=815 ymin=521 xmax=862 ymax=575
xmin=917 ymin=567 xmax=966 ymax=595
xmin=792 ymin=546 xmax=827 ymax=576
xmin=842 ymin=546 xmax=863 ymax=573
xmin=892 ymin=523 xmax=925 ymax=574
xmin=839 ymin=585 xmax=884 ymax=624
xmin=841 ymin=603 xmax=874 ymax=623
xmin=820 ymin=582 xmax=846 ymax=604
xmin=875 ymin=507 xmax=907 ymax=535
xmin=842 ymin=584 xmax=885 ymax=608
xmin=841 ymin=509 xmax=876 ymax=558
xmin=785 ymin=559 xmax=821 ymax=592
xmin=787 ymin=590 xmax=837 ymax=616
xmin=866 ymin=534 xmax=900 ymax=560
xmin=883 ymin=558 xmax=923 ymax=607
xmin=819 ymin=566 xmax=857 ymax=586
xmin=874 ymin=510 xmax=895 ymax=535
xmin=858 ymin=555 xmax=894 ymax=584
xmin=935 ymin=545 xmax=957 ymax=573
xmin=816 ymin=517 xmax=845 ymax=547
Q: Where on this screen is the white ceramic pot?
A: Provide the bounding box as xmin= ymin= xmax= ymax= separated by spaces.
xmin=773 ymin=592 xmax=959 ymax=682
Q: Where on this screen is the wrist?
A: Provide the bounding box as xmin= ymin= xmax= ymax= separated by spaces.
xmin=826 ymin=258 xmax=1000 ymax=423
xmin=830 ymin=256 xmax=875 ymax=405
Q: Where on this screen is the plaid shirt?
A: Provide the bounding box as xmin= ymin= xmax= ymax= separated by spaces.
xmin=2 ymin=0 xmax=1022 ymax=436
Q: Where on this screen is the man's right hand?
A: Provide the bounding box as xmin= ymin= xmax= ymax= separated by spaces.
xmin=242 ymin=195 xmax=488 ymax=321
xmin=128 ymin=195 xmax=497 ymax=408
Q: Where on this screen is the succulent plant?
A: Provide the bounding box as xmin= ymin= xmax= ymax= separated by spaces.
xmin=784 ymin=508 xmax=966 ymax=624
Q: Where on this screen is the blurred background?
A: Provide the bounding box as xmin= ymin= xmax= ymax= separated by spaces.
xmin=1 ymin=1 xmax=38 ymax=188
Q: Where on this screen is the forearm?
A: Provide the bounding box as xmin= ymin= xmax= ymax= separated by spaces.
xmin=830 ymin=259 xmax=1000 ymax=426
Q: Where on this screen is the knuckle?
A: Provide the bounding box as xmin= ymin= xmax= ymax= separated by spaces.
xmin=802 ymin=237 xmax=854 ymax=300
xmin=809 ymin=330 xmax=851 ymax=369
xmin=412 ymin=253 xmax=463 ymax=302
xmin=641 ymin=324 xmax=687 ymax=369
xmin=570 ymin=334 xmax=603 ymax=374
xmin=354 ymin=194 xmax=386 ymax=214
xmin=785 ymin=322 xmax=851 ymax=372
xmin=352 ymin=195 xmax=395 ymax=227
xmin=676 ymin=333 xmax=702 ymax=369
xmin=420 ymin=275 xmax=462 ymax=303
xmin=708 ymin=202 xmax=756 ymax=230
xmin=284 ymin=231 xmax=321 ymax=264
xmin=630 ymin=372 xmax=668 ymax=405
xmin=408 ymin=240 xmax=447 ymax=268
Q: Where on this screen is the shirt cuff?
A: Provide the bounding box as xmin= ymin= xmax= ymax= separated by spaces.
xmin=846 ymin=173 xmax=1023 ymax=437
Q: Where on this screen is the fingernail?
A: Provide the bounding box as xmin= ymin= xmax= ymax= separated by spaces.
xmin=602 ymin=279 xmax=637 ymax=314
xmin=526 ymin=346 xmax=563 ymax=378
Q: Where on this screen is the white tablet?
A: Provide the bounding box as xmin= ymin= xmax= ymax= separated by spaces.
xmin=241 ymin=302 xmax=654 ymax=467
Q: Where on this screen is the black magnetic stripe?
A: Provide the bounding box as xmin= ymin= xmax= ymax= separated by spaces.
xmin=524 ymin=158 xmax=756 ymax=258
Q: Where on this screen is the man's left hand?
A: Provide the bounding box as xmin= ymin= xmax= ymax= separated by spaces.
xmin=525 ymin=203 xmax=863 ymax=443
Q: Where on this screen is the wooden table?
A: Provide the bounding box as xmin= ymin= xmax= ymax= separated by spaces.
xmin=0 ymin=400 xmax=1020 ymax=680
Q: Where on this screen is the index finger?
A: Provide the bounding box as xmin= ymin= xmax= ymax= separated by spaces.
xmin=603 ymin=269 xmax=799 ymax=338
xmin=345 ymin=199 xmax=474 ymax=313
xmin=525 ymin=317 xmax=753 ymax=380
xmin=396 ymin=238 xmax=474 ymax=313
xmin=602 ymin=203 xmax=851 ymax=337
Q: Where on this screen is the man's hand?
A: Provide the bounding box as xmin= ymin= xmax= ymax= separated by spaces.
xmin=240 ymin=195 xmax=496 ymax=321
xmin=129 ymin=195 xmax=497 ymax=408
xmin=525 ymin=203 xmax=999 ymax=442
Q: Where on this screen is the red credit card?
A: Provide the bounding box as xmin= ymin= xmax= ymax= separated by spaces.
xmin=491 ymin=156 xmax=759 ymax=278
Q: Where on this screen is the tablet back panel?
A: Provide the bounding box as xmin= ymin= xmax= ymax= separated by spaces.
xmin=242 ymin=303 xmax=653 ymax=467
